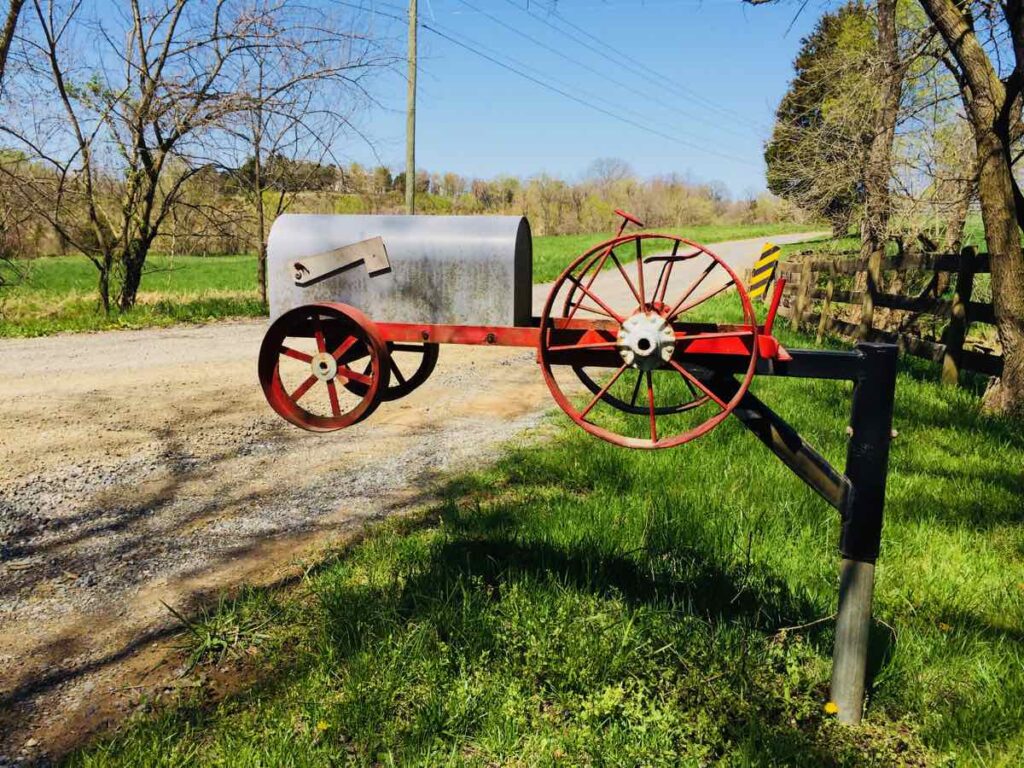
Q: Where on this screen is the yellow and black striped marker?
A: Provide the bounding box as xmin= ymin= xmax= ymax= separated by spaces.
xmin=749 ymin=243 xmax=781 ymax=300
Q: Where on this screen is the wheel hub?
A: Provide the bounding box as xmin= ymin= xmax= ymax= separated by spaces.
xmin=617 ymin=312 xmax=675 ymax=371
xmin=310 ymin=351 xmax=338 ymax=382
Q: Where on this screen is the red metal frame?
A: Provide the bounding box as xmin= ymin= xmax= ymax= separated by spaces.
xmin=375 ymin=320 xmax=785 ymax=360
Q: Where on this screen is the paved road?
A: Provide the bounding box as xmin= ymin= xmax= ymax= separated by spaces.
xmin=0 ymin=230 xmax=820 ymax=761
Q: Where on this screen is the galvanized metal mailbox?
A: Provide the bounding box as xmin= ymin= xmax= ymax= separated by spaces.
xmin=268 ymin=214 xmax=532 ymax=326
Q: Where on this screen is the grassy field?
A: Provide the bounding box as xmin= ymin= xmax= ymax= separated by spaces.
xmin=66 ymin=298 xmax=1023 ymax=766
xmin=0 ymin=222 xmax=814 ymax=337
xmin=529 ymin=222 xmax=820 ymax=283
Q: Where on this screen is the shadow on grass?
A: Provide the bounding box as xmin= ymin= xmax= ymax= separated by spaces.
xmin=65 ymin=478 xmax=925 ymax=766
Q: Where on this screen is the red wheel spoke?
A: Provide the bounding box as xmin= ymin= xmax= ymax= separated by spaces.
xmin=313 ymin=315 xmax=327 ymax=354
xmin=340 ymin=366 xmax=372 ymax=386
xmin=653 ymin=241 xmax=680 ymax=305
xmin=671 ymin=281 xmax=733 ymax=319
xmin=547 ymin=340 xmax=617 ymax=353
xmin=608 ymin=249 xmax=643 ymax=307
xmin=280 ymin=346 xmax=312 ymax=363
xmin=579 ymin=363 xmax=629 ymax=419
xmin=665 ymin=260 xmax=717 ymax=319
xmin=331 ymin=335 xmax=358 ymax=360
xmin=326 ymin=380 xmax=342 ymax=417
xmin=668 ymin=360 xmax=727 ymax=409
xmin=646 ymin=371 xmax=657 ymax=441
xmin=567 ymin=302 xmax=616 ymax=320
xmin=291 ymin=375 xmax=318 ymax=402
xmin=675 ymin=330 xmax=754 ymax=345
xmin=635 ymin=238 xmax=647 ymax=311
xmin=564 ymin=273 xmax=625 ymax=323
xmin=567 ymin=246 xmax=616 ymax=321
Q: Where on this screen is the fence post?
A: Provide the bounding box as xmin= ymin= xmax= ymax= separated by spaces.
xmin=817 ymin=260 xmax=836 ymax=343
xmin=795 ymin=258 xmax=813 ymax=331
xmin=830 ymin=343 xmax=898 ymax=725
xmin=858 ymin=246 xmax=884 ymax=339
xmin=940 ymin=246 xmax=976 ymax=386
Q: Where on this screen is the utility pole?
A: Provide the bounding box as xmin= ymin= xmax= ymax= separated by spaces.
xmin=405 ymin=0 xmax=417 ymax=214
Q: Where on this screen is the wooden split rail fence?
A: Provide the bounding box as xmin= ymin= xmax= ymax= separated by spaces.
xmin=769 ymin=246 xmax=1002 ymax=384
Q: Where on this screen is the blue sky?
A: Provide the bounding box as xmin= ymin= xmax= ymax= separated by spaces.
xmin=343 ymin=0 xmax=822 ymax=196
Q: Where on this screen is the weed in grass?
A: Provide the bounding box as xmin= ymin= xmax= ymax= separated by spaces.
xmin=163 ymin=590 xmax=278 ymax=674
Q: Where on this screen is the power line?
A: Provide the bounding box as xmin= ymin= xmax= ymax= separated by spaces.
xmin=420 ymin=22 xmax=757 ymax=166
xmin=337 ymin=0 xmax=759 ymax=167
xmin=346 ymin=0 xmax=673 ymax=114
xmin=500 ymin=0 xmax=773 ymax=132
xmin=540 ymin=0 xmax=767 ymax=126
xmin=454 ymin=0 xmax=761 ymax=143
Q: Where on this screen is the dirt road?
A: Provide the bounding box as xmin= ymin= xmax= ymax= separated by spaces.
xmin=0 ymin=232 xmax=819 ymax=762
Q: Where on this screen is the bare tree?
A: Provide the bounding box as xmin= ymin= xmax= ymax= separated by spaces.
xmin=586 ymin=157 xmax=635 ymax=190
xmin=0 ymin=0 xmax=354 ymax=312
xmin=2 ymin=0 xmax=265 ymax=311
xmin=222 ymin=5 xmax=393 ymax=307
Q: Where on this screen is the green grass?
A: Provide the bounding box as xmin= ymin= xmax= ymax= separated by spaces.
xmin=66 ymin=307 xmax=1024 ymax=766
xmin=530 ymin=222 xmax=821 ymax=283
xmin=0 ymin=254 xmax=262 ymax=337
xmin=0 ymin=223 xmax=817 ymax=337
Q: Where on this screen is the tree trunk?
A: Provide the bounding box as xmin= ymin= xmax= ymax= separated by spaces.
xmin=97 ymin=263 xmax=110 ymax=315
xmin=0 ymin=0 xmax=25 ymax=90
xmin=253 ymin=147 xmax=268 ymax=309
xmin=975 ymin=125 xmax=1024 ymax=413
xmin=118 ymin=239 xmax=148 ymax=311
xmin=257 ymin=239 xmax=268 ymax=308
xmin=857 ymin=0 xmax=902 ymax=339
xmin=829 ymin=208 xmax=852 ymax=239
xmin=917 ymin=0 xmax=1024 ymax=414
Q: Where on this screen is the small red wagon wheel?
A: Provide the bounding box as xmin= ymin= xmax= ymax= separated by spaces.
xmin=344 ymin=342 xmax=440 ymax=402
xmin=258 ymin=302 xmax=390 ymax=432
xmin=539 ymin=232 xmax=758 ymax=449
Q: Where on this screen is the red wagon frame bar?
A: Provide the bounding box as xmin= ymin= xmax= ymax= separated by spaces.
xmin=375 ymin=318 xmax=787 ymax=362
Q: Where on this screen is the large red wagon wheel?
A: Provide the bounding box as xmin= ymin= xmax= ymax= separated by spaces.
xmin=258 ymin=302 xmax=390 ymax=432
xmin=539 ymin=232 xmax=758 ymax=449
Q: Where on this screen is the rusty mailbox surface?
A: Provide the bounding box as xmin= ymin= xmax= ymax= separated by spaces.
xmin=268 ymin=214 xmax=533 ymax=326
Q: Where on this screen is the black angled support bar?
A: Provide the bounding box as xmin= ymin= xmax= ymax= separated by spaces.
xmin=710 ymin=342 xmax=899 ymax=726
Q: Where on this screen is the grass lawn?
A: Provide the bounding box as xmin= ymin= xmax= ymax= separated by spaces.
xmin=530 ymin=222 xmax=821 ymax=283
xmin=66 ymin=301 xmax=1024 ymax=766
xmin=0 ymin=222 xmax=815 ymax=337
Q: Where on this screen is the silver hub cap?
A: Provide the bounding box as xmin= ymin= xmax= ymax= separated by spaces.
xmin=310 ymin=351 xmax=338 ymax=382
xmin=617 ymin=312 xmax=675 ymax=371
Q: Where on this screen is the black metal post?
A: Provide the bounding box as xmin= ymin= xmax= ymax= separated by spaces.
xmin=830 ymin=342 xmax=898 ymax=724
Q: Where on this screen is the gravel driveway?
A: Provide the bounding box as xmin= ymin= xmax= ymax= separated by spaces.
xmin=0 ymin=231 xmax=820 ymax=762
